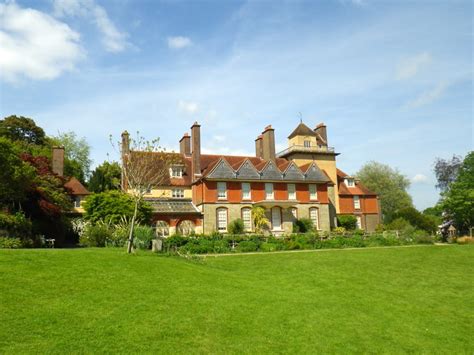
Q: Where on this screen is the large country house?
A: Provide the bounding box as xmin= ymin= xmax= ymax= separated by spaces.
xmin=121 ymin=121 xmax=381 ymax=236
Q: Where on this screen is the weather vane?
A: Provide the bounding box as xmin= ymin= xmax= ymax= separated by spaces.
xmin=298 ymin=112 xmax=303 ymax=123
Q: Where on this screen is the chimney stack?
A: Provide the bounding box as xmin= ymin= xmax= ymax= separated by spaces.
xmin=261 ymin=125 xmax=276 ymax=160
xmin=255 ymin=135 xmax=263 ymax=158
xmin=314 ymin=123 xmax=328 ymax=146
xmin=191 ymin=122 xmax=201 ymax=180
xmin=52 ymin=146 xmax=65 ymax=177
xmin=179 ymin=133 xmax=191 ymax=156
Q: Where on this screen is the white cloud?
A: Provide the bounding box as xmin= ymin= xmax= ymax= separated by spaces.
xmin=0 ymin=2 xmax=83 ymax=82
xmin=167 ymin=36 xmax=192 ymax=49
xmin=178 ymin=100 xmax=199 ymax=114
xmin=412 ymin=174 xmax=428 ymax=183
xmin=407 ymin=82 xmax=448 ymax=108
xmin=396 ymin=52 xmax=432 ymax=80
xmin=53 ymin=0 xmax=128 ymax=52
xmin=212 ymin=135 xmax=225 ymax=142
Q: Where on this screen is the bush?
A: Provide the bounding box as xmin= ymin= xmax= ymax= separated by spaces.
xmin=456 ymin=236 xmax=474 ymax=245
xmin=332 ymin=226 xmax=346 ymax=235
xmin=133 ymin=225 xmax=155 ymax=250
xmin=228 ymin=219 xmax=245 ymax=235
xmin=337 ymin=215 xmax=357 ymax=230
xmin=237 ymin=241 xmax=258 ymax=252
xmin=79 ymin=222 xmax=112 ymax=247
xmin=293 ymin=218 xmax=314 ymax=233
xmin=0 ymin=212 xmax=32 ymax=239
xmin=0 ymin=237 xmax=22 ymax=248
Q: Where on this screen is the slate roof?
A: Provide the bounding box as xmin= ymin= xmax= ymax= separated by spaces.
xmin=337 ymin=169 xmax=377 ymax=196
xmin=288 ymin=122 xmax=318 ymax=139
xmin=64 ymin=177 xmax=90 ymax=195
xmin=145 ymin=199 xmax=201 ymax=214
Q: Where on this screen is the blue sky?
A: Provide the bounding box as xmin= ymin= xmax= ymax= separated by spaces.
xmin=0 ymin=0 xmax=472 ymax=210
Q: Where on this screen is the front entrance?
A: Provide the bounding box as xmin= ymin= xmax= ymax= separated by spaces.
xmin=271 ymin=207 xmax=282 ymax=231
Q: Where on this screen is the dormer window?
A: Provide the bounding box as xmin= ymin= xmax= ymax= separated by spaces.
xmin=170 ymin=166 xmax=183 ymax=178
xmin=345 ymin=178 xmax=355 ymax=187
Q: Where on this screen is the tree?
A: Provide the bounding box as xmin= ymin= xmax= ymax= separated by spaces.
xmin=393 ymin=207 xmax=438 ymax=233
xmin=118 ymin=132 xmax=179 ymax=253
xmin=252 ymin=206 xmax=269 ymax=233
xmin=337 ymin=215 xmax=357 ymax=230
xmin=0 ymin=115 xmax=46 ymax=145
xmin=356 ymin=161 xmax=413 ymax=222
xmin=83 ymin=191 xmax=152 ymax=225
xmin=51 ymin=131 xmax=92 ymax=183
xmin=0 ymin=138 xmax=34 ymax=206
xmin=88 ymin=161 xmax=121 ymax=193
xmin=433 ymin=155 xmax=463 ymax=192
xmin=441 ymin=152 xmax=474 ymax=233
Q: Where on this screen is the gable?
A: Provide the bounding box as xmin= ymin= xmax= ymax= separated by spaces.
xmin=207 ymin=159 xmax=235 ymax=179
xmin=260 ymin=161 xmax=282 ymax=180
xmin=283 ymin=162 xmax=305 ymax=181
xmin=236 ymin=160 xmax=261 ymax=180
xmin=305 ymin=163 xmax=329 ymax=182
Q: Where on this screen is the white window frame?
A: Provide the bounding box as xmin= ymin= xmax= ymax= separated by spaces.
xmin=217 ymin=182 xmax=227 ymax=200
xmin=242 ymin=207 xmax=252 ymax=232
xmin=356 ymin=215 xmax=362 ymax=229
xmin=271 ymin=207 xmax=282 ymax=231
xmin=265 ymin=183 xmax=274 ymax=200
xmin=287 ymin=183 xmax=296 ymax=200
xmin=309 ymin=207 xmax=319 ymax=230
xmin=309 ymin=184 xmax=318 ymax=200
xmin=242 ymin=182 xmax=251 ymax=200
xmin=74 ymin=197 xmax=81 ymax=208
xmin=345 ymin=178 xmax=355 ymax=187
xmin=353 ymin=195 xmax=361 ymax=209
xmin=217 ymin=208 xmax=228 ymax=232
xmin=291 ymin=207 xmax=298 ymax=219
xmin=170 ymin=166 xmax=183 ymax=178
xmin=172 ymin=188 xmax=184 ymax=198
xmin=304 ymin=140 xmax=311 ymax=148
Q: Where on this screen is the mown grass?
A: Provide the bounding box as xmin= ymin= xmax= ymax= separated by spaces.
xmin=0 ymin=245 xmax=472 ymax=354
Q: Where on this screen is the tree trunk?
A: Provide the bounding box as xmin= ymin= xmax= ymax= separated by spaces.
xmin=126 ymin=199 xmax=139 ymax=254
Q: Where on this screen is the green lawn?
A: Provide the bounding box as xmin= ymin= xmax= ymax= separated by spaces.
xmin=1 ymin=246 xmax=473 ymax=354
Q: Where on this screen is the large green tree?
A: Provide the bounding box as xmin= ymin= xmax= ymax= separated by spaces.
xmin=0 ymin=115 xmax=46 ymax=146
xmin=441 ymin=152 xmax=474 ymax=233
xmin=83 ymin=191 xmax=152 ymax=225
xmin=51 ymin=131 xmax=92 ymax=183
xmin=0 ymin=138 xmax=34 ymax=206
xmin=356 ymin=161 xmax=413 ymax=221
xmin=88 ymin=161 xmax=121 ymax=193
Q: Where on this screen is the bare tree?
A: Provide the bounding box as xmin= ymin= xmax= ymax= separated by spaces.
xmin=114 ymin=131 xmax=180 ymax=253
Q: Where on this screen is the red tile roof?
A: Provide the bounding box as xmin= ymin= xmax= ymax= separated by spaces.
xmin=65 ymin=177 xmax=90 ymax=196
xmin=337 ymin=168 xmax=377 ymax=196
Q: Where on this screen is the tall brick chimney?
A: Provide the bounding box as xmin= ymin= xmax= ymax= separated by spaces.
xmin=191 ymin=122 xmax=201 ymax=180
xmin=314 ymin=123 xmax=328 ymax=146
xmin=261 ymin=125 xmax=276 ymax=160
xmin=255 ymin=135 xmax=263 ymax=158
xmin=179 ymin=132 xmax=191 ymax=157
xmin=52 ymin=146 xmax=65 ymax=177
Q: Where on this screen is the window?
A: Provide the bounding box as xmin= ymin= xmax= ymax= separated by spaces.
xmin=345 ymin=178 xmax=355 ymax=187
xmin=217 ymin=182 xmax=227 ymax=199
xmin=271 ymin=207 xmax=282 ymax=230
xmin=291 ymin=207 xmax=298 ymax=219
xmin=170 ymin=166 xmax=183 ymax=178
xmin=156 ymin=221 xmax=169 ymax=237
xmin=353 ymin=195 xmax=361 ymax=209
xmin=356 ymin=216 xmax=362 ymax=229
xmin=287 ymin=183 xmax=296 ymax=200
xmin=309 ymin=207 xmax=319 ymax=229
xmin=304 ymin=140 xmax=311 ymax=148
xmin=172 ymin=188 xmax=184 ymax=198
xmin=74 ymin=197 xmax=81 ymax=208
xmin=217 ymin=208 xmax=227 ymax=231
xmin=265 ymin=183 xmax=274 ymax=200
xmin=242 ymin=182 xmax=251 ymax=200
xmin=242 ymin=207 xmax=252 ymax=231
xmin=145 ymin=187 xmax=152 ymax=194
xmin=309 ymin=184 xmax=318 ymax=200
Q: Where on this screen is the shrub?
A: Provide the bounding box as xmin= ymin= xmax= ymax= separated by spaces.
xmin=133 ymin=225 xmax=155 ymax=250
xmin=228 ymin=219 xmax=245 ymax=235
xmin=332 ymin=226 xmax=346 ymax=235
xmin=237 ymin=241 xmax=258 ymax=252
xmin=79 ymin=222 xmax=113 ymax=247
xmin=456 ymin=236 xmax=474 ymax=245
xmin=293 ymin=218 xmax=314 ymax=233
xmin=0 ymin=212 xmax=32 ymax=239
xmin=0 ymin=237 xmax=22 ymax=248
xmin=386 ymin=218 xmax=411 ymax=231
xmin=337 ymin=215 xmax=357 ymax=230
xmin=393 ymin=207 xmax=438 ymax=233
